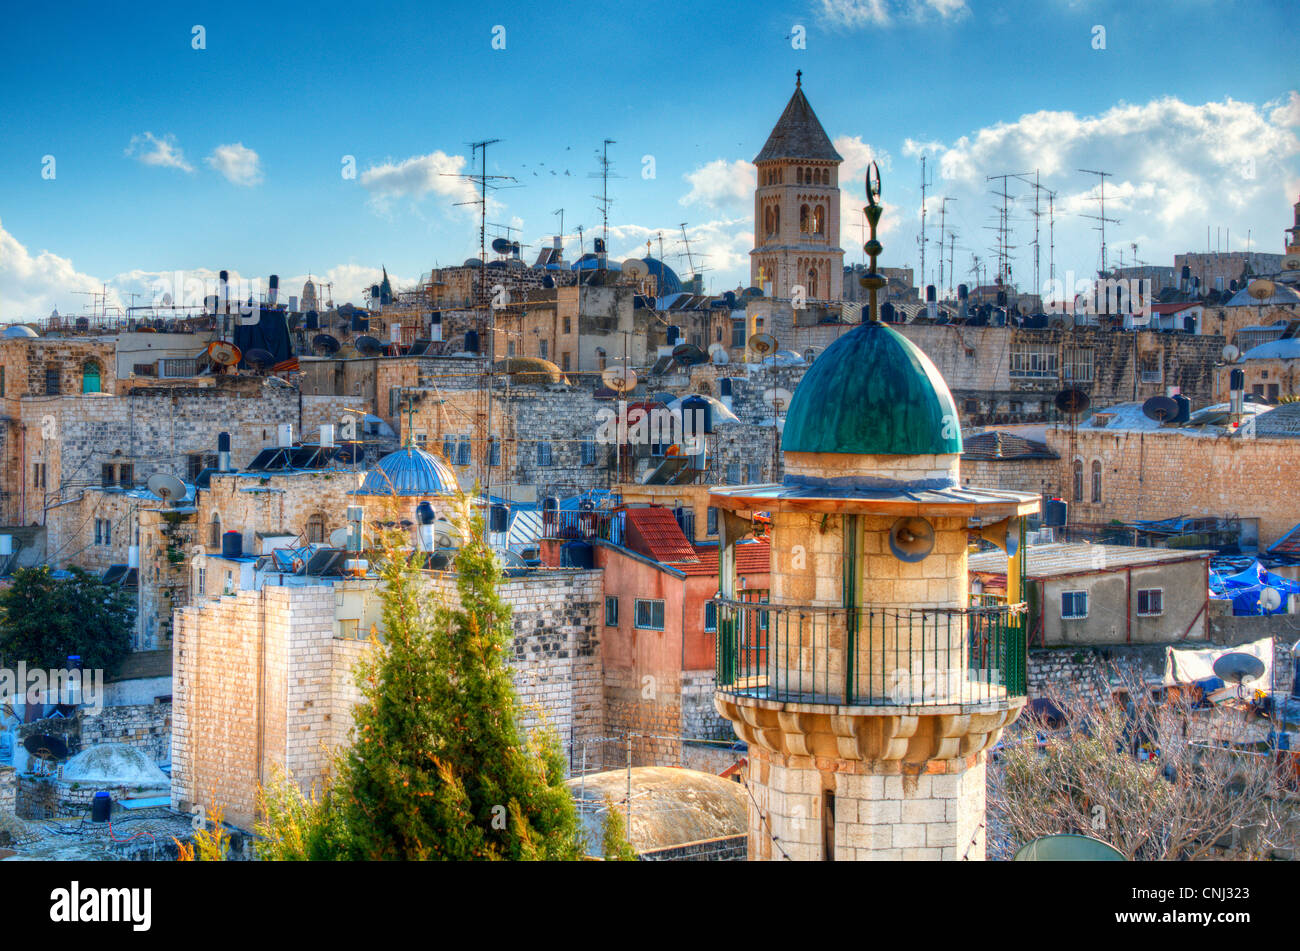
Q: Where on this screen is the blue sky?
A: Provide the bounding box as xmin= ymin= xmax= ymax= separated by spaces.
xmin=1 ymin=0 xmax=1296 ymax=318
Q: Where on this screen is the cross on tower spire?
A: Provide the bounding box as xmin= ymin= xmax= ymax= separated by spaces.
xmin=795 ymin=69 xmax=802 ymax=88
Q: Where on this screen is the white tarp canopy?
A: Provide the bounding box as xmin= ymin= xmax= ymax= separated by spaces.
xmin=1164 ymin=635 xmax=1274 ymax=699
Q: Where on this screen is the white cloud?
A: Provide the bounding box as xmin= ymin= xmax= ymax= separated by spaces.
xmin=206 ymin=143 xmax=263 ymax=186
xmin=898 ymin=94 xmax=1300 ymax=290
xmin=125 ymin=132 xmax=193 ymax=173
xmin=605 ymin=217 xmax=755 ymax=289
xmin=359 ymin=151 xmax=491 ymax=216
xmin=817 ymin=0 xmax=969 ymax=28
xmin=0 ymin=218 xmax=119 ymax=322
xmin=680 ymin=159 xmax=757 ymax=210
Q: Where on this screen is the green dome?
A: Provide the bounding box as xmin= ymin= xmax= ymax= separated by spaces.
xmin=782 ymin=321 xmax=961 ymax=456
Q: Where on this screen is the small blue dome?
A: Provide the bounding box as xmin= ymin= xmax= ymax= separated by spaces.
xmin=354 ymin=447 xmax=459 ymax=496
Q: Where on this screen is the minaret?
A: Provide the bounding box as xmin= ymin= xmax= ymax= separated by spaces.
xmin=751 ymin=72 xmax=844 ymax=302
xmin=713 ymin=166 xmax=1039 ymax=860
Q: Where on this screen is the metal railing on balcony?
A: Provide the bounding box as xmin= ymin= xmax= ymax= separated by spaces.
xmin=541 ymin=509 xmax=615 ymax=542
xmin=714 ymin=597 xmax=1027 ymax=707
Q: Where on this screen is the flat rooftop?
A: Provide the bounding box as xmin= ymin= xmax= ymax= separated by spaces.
xmin=969 ymin=542 xmax=1214 ymax=579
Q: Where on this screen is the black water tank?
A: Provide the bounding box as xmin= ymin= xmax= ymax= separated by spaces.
xmin=1043 ymin=498 xmax=1068 ymax=527
xmin=489 ymin=504 xmax=508 ymax=533
xmin=719 ymin=377 xmax=732 ymax=397
xmin=666 ymin=325 xmax=680 ymax=345
xmin=926 ymin=285 xmax=936 ymax=303
xmin=958 ymin=284 xmax=969 ymax=301
xmin=217 ymin=432 xmax=231 ymax=453
xmin=1230 ymin=368 xmax=1245 ymax=391
xmin=562 ymin=541 xmax=593 ymax=569
xmin=91 ymin=791 xmax=111 ymax=823
xmin=465 ymin=330 xmax=479 ymax=353
xmin=222 ymin=531 xmax=243 ymax=558
xmin=680 ymin=395 xmax=714 ymax=434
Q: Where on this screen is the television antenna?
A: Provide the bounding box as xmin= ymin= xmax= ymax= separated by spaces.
xmin=937 ymin=197 xmax=956 ymax=298
xmin=587 ymin=138 xmax=622 ymax=248
xmin=1079 ymin=169 xmax=1120 ymax=274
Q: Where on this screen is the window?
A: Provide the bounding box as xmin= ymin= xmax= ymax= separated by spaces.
xmin=507 ymin=340 xmax=516 ymax=357
xmin=414 ymin=432 xmax=428 ymax=448
xmin=1072 ymin=459 xmax=1083 ymax=503
xmin=562 ymin=316 xmax=571 ymax=335
xmin=746 ymin=463 xmax=762 ymax=483
xmin=799 ymin=204 xmax=810 ymax=233
xmin=704 ymin=601 xmax=717 ymax=632
xmin=707 ymin=506 xmax=718 ymax=536
xmin=963 ymin=398 xmax=979 ymax=415
xmin=561 ymin=351 xmax=571 ymax=372
xmin=197 ymin=566 xmax=206 ymax=596
xmin=1137 ymin=589 xmax=1163 ymax=617
xmin=488 ymin=436 xmax=501 ymax=467
xmin=456 ymin=435 xmax=472 ymax=466
xmin=1140 ymin=352 xmax=1163 ymax=384
xmin=442 ymin=433 xmax=456 ymax=460
xmin=1009 ymin=343 xmax=1058 ymax=379
xmin=1091 ymin=460 xmax=1102 ymax=503
xmin=580 ymin=437 xmax=596 ymax=466
xmin=306 ymin=513 xmax=326 ymax=544
xmin=536 ymin=442 xmax=553 ymax=467
xmin=117 ymin=464 xmax=133 ymax=488
xmin=0 ymin=365 xmax=6 ymax=396
xmin=186 ymin=453 xmax=216 ymax=481
xmin=45 ymin=365 xmax=61 ymax=395
xmin=1062 ymin=347 xmax=1094 ymax=383
xmin=727 ymin=463 xmax=741 ymax=484
xmin=605 ymin=596 xmax=619 ymax=626
xmin=161 ymin=358 xmax=197 ymax=378
xmin=732 ymin=320 xmax=746 ymax=347
xmin=1061 ymin=590 xmax=1089 ymax=619
xmin=94 ymin=519 xmax=102 ymax=545
xmin=32 ymin=463 xmax=45 ymax=489
xmin=634 ymin=599 xmax=665 ymax=631
xmin=210 ymin=514 xmax=222 ymax=549
xmin=103 ymin=519 xmax=111 ymax=545
xmin=539 ymin=340 xmax=548 ymax=360
xmin=813 ymin=205 xmax=825 ymax=235
xmin=102 ymin=463 xmax=116 ymax=488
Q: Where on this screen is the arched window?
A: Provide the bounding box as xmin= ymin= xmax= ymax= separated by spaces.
xmin=772 ymin=206 xmax=779 ymax=233
xmin=82 ymin=360 xmax=102 ymax=394
xmin=764 ymin=206 xmax=773 ymax=236
xmin=306 ymin=513 xmax=327 ymax=544
xmin=797 ymin=167 xmax=804 ymax=184
xmin=210 ymin=513 xmax=222 ymax=549
xmin=808 ymin=267 xmax=819 ymax=300
xmin=813 ymin=205 xmax=825 ymax=234
xmin=799 ymin=204 xmax=810 ymax=232
xmin=1091 ymin=460 xmax=1103 ymax=503
xmin=1072 ymin=459 xmax=1084 ymax=503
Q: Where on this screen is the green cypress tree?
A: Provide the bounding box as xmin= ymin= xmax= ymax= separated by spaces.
xmin=328 ymin=494 xmax=583 ymax=860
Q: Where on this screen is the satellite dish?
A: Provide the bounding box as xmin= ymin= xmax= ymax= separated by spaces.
xmin=1221 ymin=344 xmax=1240 ymax=363
xmin=1142 ymin=395 xmax=1179 ymax=422
xmin=748 ymin=332 xmax=778 ymax=357
xmin=355 ymin=335 xmax=383 ymax=356
xmin=490 ymin=237 xmax=512 ymax=255
xmin=147 ymin=472 xmax=187 ymax=505
xmin=889 ymin=517 xmax=935 ymax=562
xmin=433 ymin=518 xmax=463 ymax=550
xmin=329 ymin=527 xmax=352 ymax=548
xmin=245 ymin=348 xmax=276 ymax=370
xmin=671 ymin=343 xmax=707 ymax=366
xmin=1013 ymin=834 xmax=1125 ymax=861
xmin=23 ymin=733 xmax=69 ymax=761
xmin=622 ymin=259 xmax=647 ymax=279
xmin=1260 ymin=587 xmax=1283 ymax=612
xmin=1247 ymin=279 xmax=1276 ymax=302
xmin=312 ymin=334 xmax=341 ymax=355
xmin=1283 ymin=255 xmax=1300 ymax=272
xmin=207 ymin=340 xmax=242 ymax=367
xmin=708 ymin=343 xmax=729 ymax=365
xmin=601 ymin=366 xmax=638 ymax=394
xmin=1055 ymin=387 xmax=1091 ymax=417
xmin=1212 ymin=651 xmax=1266 ymax=691
xmin=763 ymin=387 xmax=793 ymax=412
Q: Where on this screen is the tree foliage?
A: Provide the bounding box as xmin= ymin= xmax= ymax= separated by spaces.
xmin=256 ymin=493 xmax=583 ymax=860
xmin=0 ymin=565 xmax=133 ymax=671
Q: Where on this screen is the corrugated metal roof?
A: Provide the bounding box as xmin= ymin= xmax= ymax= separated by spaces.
xmin=962 ymin=431 xmax=1058 ymax=461
xmin=968 ymin=542 xmax=1214 ymax=579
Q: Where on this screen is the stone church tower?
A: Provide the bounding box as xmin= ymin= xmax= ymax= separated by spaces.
xmin=751 ymin=72 xmax=845 ymax=302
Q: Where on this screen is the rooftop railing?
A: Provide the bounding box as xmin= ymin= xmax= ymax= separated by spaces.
xmin=714 ymin=597 xmax=1027 ymax=708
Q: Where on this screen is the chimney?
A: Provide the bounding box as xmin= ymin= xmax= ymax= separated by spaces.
xmin=218 ymin=431 xmax=231 ymax=471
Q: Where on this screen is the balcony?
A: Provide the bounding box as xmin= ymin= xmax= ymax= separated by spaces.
xmin=541 ymin=509 xmax=615 ymax=542
xmin=714 ymin=597 xmax=1027 ymax=709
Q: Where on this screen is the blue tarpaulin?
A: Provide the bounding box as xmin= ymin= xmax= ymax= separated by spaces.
xmin=1209 ymin=560 xmax=1300 ymax=615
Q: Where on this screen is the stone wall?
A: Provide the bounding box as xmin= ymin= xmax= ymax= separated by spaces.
xmin=0 ymin=766 xmax=14 ymax=816
xmin=79 ymin=703 xmax=172 ymax=764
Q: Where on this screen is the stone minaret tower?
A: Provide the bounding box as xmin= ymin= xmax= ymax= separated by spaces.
xmin=751 ymin=72 xmax=844 ymax=302
xmin=714 ymin=169 xmax=1038 ymax=860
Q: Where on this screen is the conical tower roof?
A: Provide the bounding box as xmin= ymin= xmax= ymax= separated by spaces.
xmin=754 ymin=74 xmax=842 ymax=165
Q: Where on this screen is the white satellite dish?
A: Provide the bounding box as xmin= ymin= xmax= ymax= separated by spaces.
xmin=763 ymin=387 xmax=793 ymax=412
xmin=434 ymin=518 xmax=463 ymax=550
xmin=1247 ymin=279 xmax=1276 ymax=302
xmin=1221 ymin=344 xmax=1240 ymax=363
xmin=748 ymin=332 xmax=778 ymax=357
xmin=708 ymin=342 xmax=729 ymax=365
xmin=1283 ymin=255 xmax=1300 ymax=272
xmin=329 ymin=527 xmax=352 ymax=549
xmin=622 ymin=259 xmax=647 ymax=280
xmin=147 ymin=472 xmax=186 ymax=505
xmin=601 ymin=365 xmax=638 ymax=394
xmin=1260 ymin=587 xmax=1283 ymax=612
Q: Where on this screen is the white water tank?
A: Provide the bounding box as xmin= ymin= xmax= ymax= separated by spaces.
xmin=277 ymin=424 xmax=293 ymax=447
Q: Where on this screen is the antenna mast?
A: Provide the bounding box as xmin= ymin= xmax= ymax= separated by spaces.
xmin=919 ymin=155 xmax=931 ymax=291
xmin=588 ymin=138 xmax=621 ymax=248
xmin=938 ymin=197 xmax=956 ymax=298
xmin=1078 ymin=168 xmax=1119 ymax=275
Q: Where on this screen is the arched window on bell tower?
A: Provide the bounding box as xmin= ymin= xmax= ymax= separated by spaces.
xmin=800 ymin=205 xmax=810 ymax=233
xmin=813 ymin=205 xmax=825 ymax=235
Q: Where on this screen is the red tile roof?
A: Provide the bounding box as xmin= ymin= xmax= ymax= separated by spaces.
xmin=674 ymin=540 xmax=771 ymax=576
xmin=623 ymin=507 xmax=699 ymax=564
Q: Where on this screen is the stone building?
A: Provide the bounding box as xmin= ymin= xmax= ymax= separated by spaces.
xmin=750 ymin=73 xmax=844 ymax=302
xmin=709 ymin=310 xmax=1039 ymax=860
